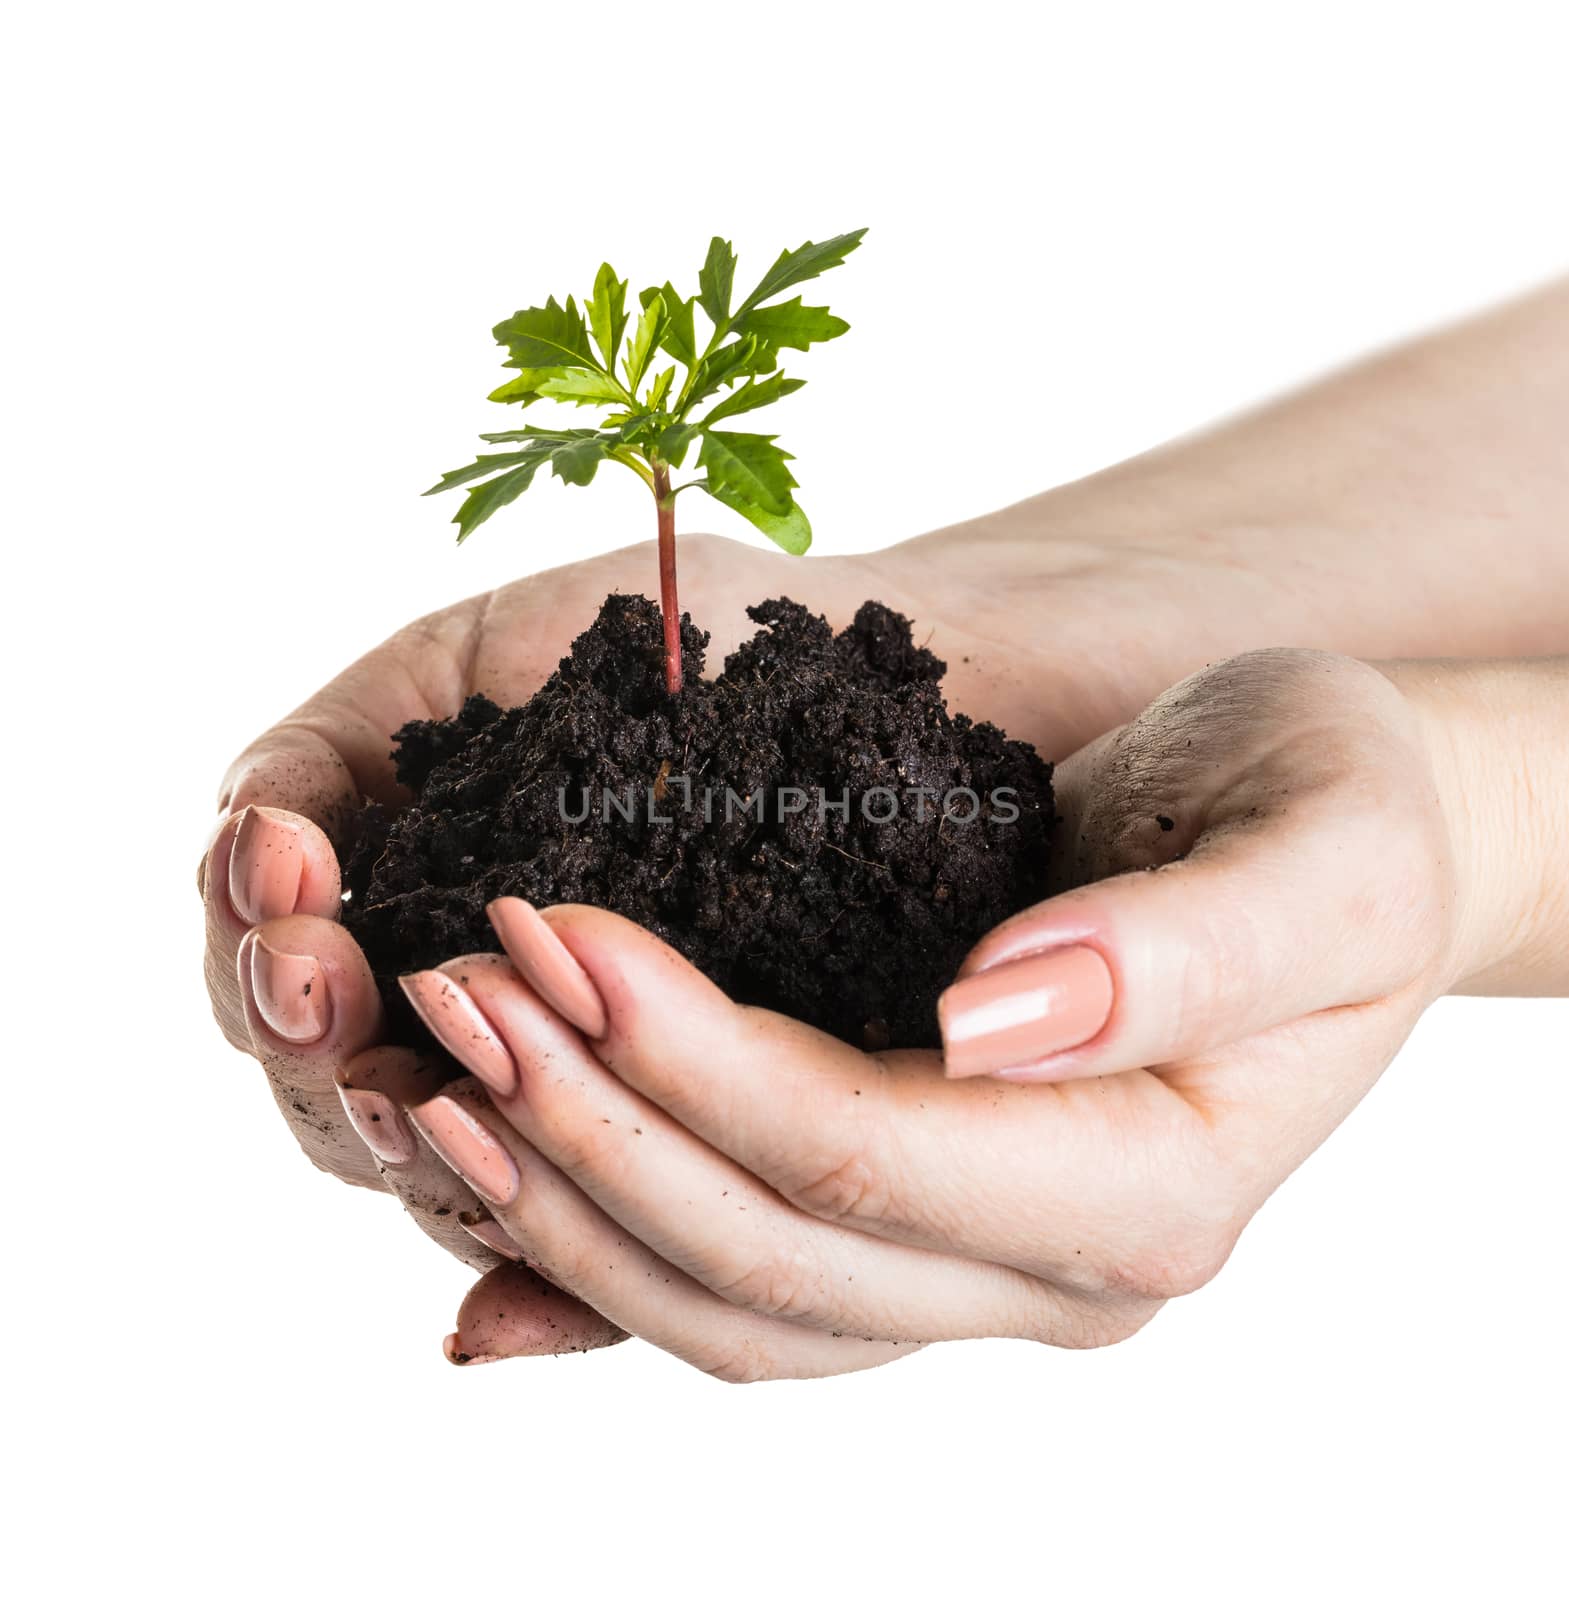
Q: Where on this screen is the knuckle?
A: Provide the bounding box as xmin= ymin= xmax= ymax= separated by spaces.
xmin=697 ymin=1339 xmax=785 ymax=1386
xmin=1104 ymin=1220 xmax=1239 ymax=1301
xmin=714 ymin=1244 xmax=830 ymax=1325
xmin=1168 ymin=907 xmax=1258 ymax=1043
xmin=779 ymin=1145 xmax=893 ymax=1227
xmin=535 ymin=1105 xmax=625 ymax=1183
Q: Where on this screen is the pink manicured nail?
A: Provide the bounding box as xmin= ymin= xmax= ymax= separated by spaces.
xmin=249 ymin=933 xmax=331 ymax=1045
xmin=228 ymin=806 xmax=304 ymax=924
xmin=486 ymin=898 xmax=607 ymax=1038
xmin=939 ymin=945 xmax=1114 ymax=1080
xmin=442 ymin=1332 xmax=501 ymax=1367
xmin=399 ymin=970 xmax=518 ymax=1096
xmin=335 ymin=1084 xmax=418 ymax=1166
xmin=458 ymin=1210 xmax=523 ymax=1261
xmin=409 ymin=1093 xmax=520 ymax=1208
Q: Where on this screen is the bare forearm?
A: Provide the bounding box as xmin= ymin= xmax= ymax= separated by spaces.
xmin=906 ymin=279 xmax=1569 ymax=667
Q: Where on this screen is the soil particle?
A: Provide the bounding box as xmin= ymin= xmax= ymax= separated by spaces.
xmin=343 ymin=594 xmax=1054 ymax=1053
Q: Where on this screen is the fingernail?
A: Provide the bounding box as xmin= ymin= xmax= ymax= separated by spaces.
xmin=399 ymin=970 xmax=518 ymax=1096
xmin=409 ymin=1093 xmax=520 ymax=1208
xmin=458 ymin=1209 xmax=523 ymax=1261
xmin=442 ymin=1332 xmax=501 ymax=1367
xmin=228 ymin=806 xmax=304 ymax=924
xmin=486 ymin=898 xmax=607 ymax=1038
xmin=249 ymin=933 xmax=331 ymax=1045
xmin=335 ymin=1083 xmax=418 ymax=1166
xmin=939 ymin=945 xmax=1113 ymax=1080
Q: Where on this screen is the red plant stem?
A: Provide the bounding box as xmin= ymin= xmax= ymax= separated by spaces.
xmin=654 ymin=462 xmax=682 ymax=695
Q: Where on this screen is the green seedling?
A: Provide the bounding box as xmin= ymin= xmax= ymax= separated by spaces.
xmin=427 ymin=229 xmax=865 ymax=692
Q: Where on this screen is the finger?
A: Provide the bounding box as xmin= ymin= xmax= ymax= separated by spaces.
xmin=236 ymin=914 xmax=386 ymax=1186
xmin=198 ymin=728 xmax=359 ymax=924
xmin=411 ymin=1078 xmax=914 ymax=1382
xmin=484 ymin=901 xmax=1193 ymax=1304
xmin=491 ymin=900 xmax=906 ymax=1227
xmin=945 ymin=745 xmax=1444 ymax=1084
xmin=202 ymin=805 xmax=343 ymax=1051
xmin=405 ymin=952 xmax=1069 ymax=1345
xmin=202 ymin=803 xmax=382 ymax=1188
xmin=334 ymin=1046 xmax=499 ymax=1269
xmin=335 ymin=1047 xmax=628 ymax=1361
xmin=445 ymin=1262 xmax=628 ymax=1366
xmin=198 ymin=596 xmax=484 ymax=1190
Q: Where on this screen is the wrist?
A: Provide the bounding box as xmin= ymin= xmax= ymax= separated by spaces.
xmin=1383 ymin=659 xmax=1569 ymax=996
xmin=896 ymin=490 xmax=1398 ymax=700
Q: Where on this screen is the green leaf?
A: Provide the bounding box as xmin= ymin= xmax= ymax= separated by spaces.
xmin=699 ymin=373 xmax=805 ymax=426
xmin=432 ymin=427 xmax=620 ymax=538
xmin=697 ymin=236 xmax=736 ymax=327
xmin=658 ymin=422 xmax=697 ymax=468
xmin=624 ymin=292 xmax=665 ymax=391
xmin=436 ymin=231 xmax=860 ymax=568
xmin=550 ymin=436 xmax=606 ymax=486
xmin=640 ymin=283 xmax=698 ymax=370
xmin=493 ymin=297 xmax=599 ymax=371
xmin=735 ymin=229 xmax=866 ymax=317
xmin=588 ymin=263 xmax=629 ymax=369
xmin=683 ymin=335 xmax=777 ymax=410
xmin=697 ymin=430 xmax=798 ymax=516
xmin=424 ymin=448 xmax=550 ymax=495
xmin=452 ymin=459 xmax=546 ymax=542
xmin=698 ymin=479 xmax=812 ymax=556
xmin=653 ymin=283 xmax=698 ymax=368
xmin=733 ymin=298 xmax=848 ymax=351
xmin=536 ymin=369 xmax=628 ymax=406
xmin=477 ymin=425 xmax=600 ymax=443
xmin=647 ymin=367 xmax=675 ymax=412
xmin=615 ymin=412 xmax=659 ymax=447
xmin=487 ymin=369 xmax=567 ymax=405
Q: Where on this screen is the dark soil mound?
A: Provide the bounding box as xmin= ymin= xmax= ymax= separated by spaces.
xmin=342 ymin=594 xmax=1054 ymax=1052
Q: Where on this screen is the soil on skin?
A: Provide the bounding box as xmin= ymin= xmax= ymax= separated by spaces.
xmin=342 ymin=594 xmax=1055 ymax=1053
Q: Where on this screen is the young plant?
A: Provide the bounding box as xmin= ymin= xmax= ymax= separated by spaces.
xmin=426 ymin=229 xmax=865 ymax=693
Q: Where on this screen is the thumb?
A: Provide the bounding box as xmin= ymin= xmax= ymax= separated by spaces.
xmin=940 ymin=783 xmax=1445 ymax=1083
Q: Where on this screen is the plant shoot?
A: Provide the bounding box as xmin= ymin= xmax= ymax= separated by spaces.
xmin=427 ymin=229 xmax=866 ymax=693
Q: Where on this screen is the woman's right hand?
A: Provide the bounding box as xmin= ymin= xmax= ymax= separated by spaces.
xmin=404 ymin=650 xmax=1565 ymax=1378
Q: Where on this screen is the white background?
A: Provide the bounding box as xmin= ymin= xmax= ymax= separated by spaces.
xmin=5 ymin=2 xmax=1566 ymax=1595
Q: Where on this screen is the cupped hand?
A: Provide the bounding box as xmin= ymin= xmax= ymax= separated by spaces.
xmin=200 ymin=536 xmax=910 ymax=1185
xmin=398 ymin=649 xmax=1476 ymax=1377
xmin=199 ymin=520 xmax=1338 ymax=1362
xmin=199 ymin=524 xmax=1209 ymax=1363
xmin=200 ymin=536 xmax=923 ymax=1355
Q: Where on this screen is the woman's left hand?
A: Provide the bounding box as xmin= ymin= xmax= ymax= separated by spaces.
xmin=397 ymin=648 xmax=1508 ymax=1377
